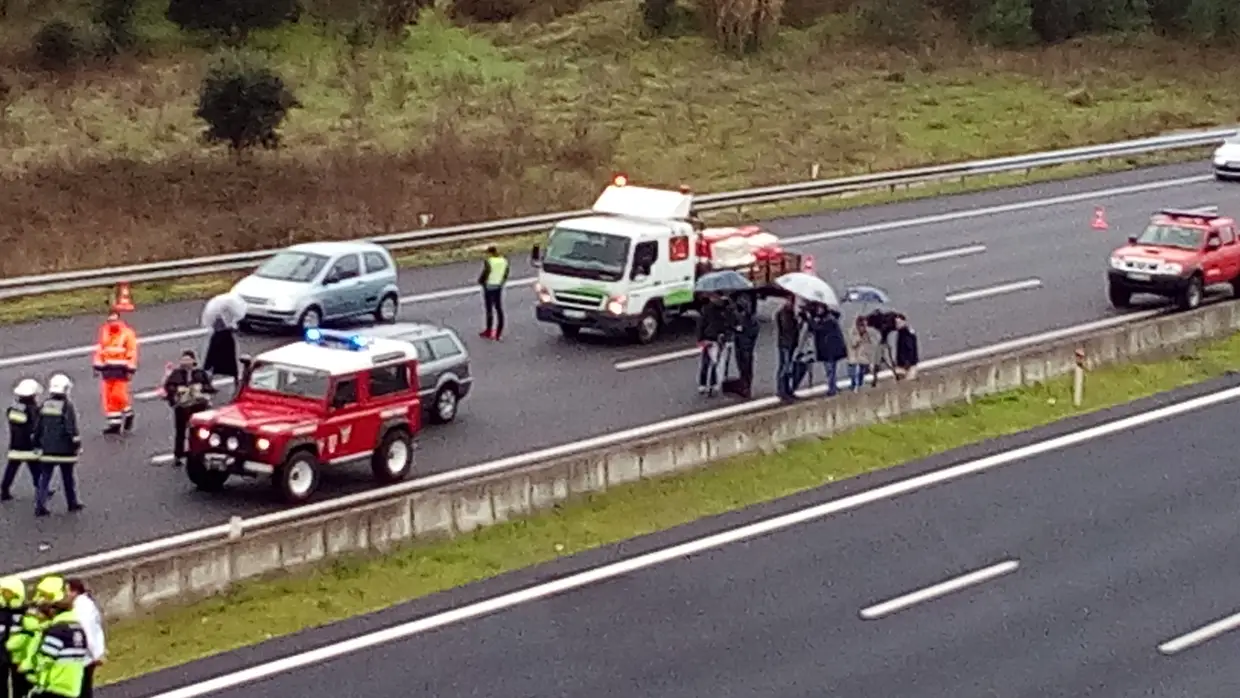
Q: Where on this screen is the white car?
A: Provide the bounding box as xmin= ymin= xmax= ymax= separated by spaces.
xmin=1212 ymin=135 xmax=1240 ymax=180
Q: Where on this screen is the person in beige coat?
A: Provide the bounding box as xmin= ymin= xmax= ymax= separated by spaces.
xmin=847 ymin=316 xmax=880 ymax=391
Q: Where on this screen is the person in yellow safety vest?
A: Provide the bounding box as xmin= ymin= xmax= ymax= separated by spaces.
xmin=1 ymin=577 xmax=31 ymax=698
xmin=477 ymin=246 xmax=509 ymax=341
xmin=24 ymin=577 xmax=88 ymax=698
xmin=91 ymin=311 xmax=138 ymax=435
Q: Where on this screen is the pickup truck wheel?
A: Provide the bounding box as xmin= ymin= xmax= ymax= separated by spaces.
xmin=274 ymin=450 xmax=319 ymax=504
xmin=1178 ymin=275 xmax=1204 ymax=310
xmin=1107 ymin=283 xmax=1132 ymax=309
xmin=559 ymin=324 xmax=581 ymax=339
xmin=186 ymin=456 xmax=229 ymax=492
xmin=371 ymin=428 xmax=413 ymax=483
xmin=630 ymin=306 xmax=661 ymax=345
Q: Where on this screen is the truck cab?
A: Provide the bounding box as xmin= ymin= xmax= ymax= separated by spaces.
xmin=1107 ymin=208 xmax=1240 ymax=310
xmin=532 ymin=176 xmax=699 ymax=344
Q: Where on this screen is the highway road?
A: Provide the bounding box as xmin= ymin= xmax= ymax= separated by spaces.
xmin=0 ymin=161 xmax=1232 ymax=570
xmin=99 ymin=378 xmax=1240 ymax=698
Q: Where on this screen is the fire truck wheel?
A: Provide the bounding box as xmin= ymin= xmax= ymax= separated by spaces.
xmin=275 ymin=450 xmax=320 ymax=504
xmin=185 ymin=457 xmax=229 ymax=492
xmin=372 ymin=428 xmax=414 ymax=483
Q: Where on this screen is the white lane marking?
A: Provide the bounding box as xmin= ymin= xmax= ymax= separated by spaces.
xmin=897 ymin=244 xmax=987 ymax=266
xmin=615 ymin=309 xmax=1158 ymax=372
xmin=945 ymin=279 xmax=1043 ymax=304
xmin=150 ymin=454 xmax=176 ymax=465
xmin=859 ymin=560 xmax=1020 ymax=620
xmin=781 ymin=174 xmax=1211 ymax=246
xmin=1158 ymin=610 xmax=1240 ymax=655
xmin=143 ymin=383 xmax=1240 ymax=698
xmin=0 ymin=279 xmax=537 ymax=371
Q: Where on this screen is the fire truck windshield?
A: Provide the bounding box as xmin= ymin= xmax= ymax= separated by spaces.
xmin=247 ymin=362 xmax=330 ymax=400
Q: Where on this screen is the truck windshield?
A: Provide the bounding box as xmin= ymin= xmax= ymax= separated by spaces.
xmin=542 ymin=228 xmax=630 ymax=281
xmin=247 ymin=362 xmax=330 ymax=400
xmin=1136 ymin=224 xmax=1205 ymax=250
xmin=254 ymin=252 xmax=329 ymax=283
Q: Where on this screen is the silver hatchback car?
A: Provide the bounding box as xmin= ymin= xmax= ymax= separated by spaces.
xmin=361 ymin=322 xmax=473 ymax=424
xmin=231 ymin=241 xmax=402 ymax=332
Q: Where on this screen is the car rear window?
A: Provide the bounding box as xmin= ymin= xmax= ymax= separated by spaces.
xmin=427 ymin=334 xmax=462 ymax=360
xmin=364 ymin=252 xmax=390 ymax=274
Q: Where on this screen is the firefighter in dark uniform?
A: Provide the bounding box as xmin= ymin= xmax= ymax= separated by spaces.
xmin=1 ymin=577 xmax=30 ymax=698
xmin=2 ymin=380 xmax=41 ymax=501
xmin=34 ymin=375 xmax=83 ymax=517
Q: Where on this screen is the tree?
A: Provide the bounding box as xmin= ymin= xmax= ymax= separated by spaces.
xmin=195 ymin=54 xmax=300 ymax=154
xmin=167 ymin=0 xmax=301 ymax=43
xmin=94 ymin=0 xmax=139 ymax=53
xmin=33 ymin=20 xmax=89 ymax=72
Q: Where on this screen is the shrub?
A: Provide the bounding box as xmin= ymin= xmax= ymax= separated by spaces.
xmin=699 ymin=0 xmax=784 ymax=53
xmin=642 ymin=0 xmax=676 ymax=33
xmin=195 ymin=54 xmax=300 ymax=153
xmin=94 ymin=0 xmax=139 ymax=53
xmin=32 ymin=20 xmax=90 ymax=71
xmin=858 ymin=0 xmax=926 ymax=47
xmin=969 ymin=0 xmax=1036 ymax=45
xmin=378 ymin=0 xmax=435 ymax=33
xmin=451 ymin=0 xmax=585 ymax=23
xmin=1180 ymin=0 xmax=1240 ymax=38
xmin=167 ymin=0 xmax=301 ymax=42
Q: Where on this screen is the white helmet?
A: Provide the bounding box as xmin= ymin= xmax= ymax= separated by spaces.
xmin=13 ymin=379 xmax=41 ymax=398
xmin=47 ymin=374 xmax=72 ymax=395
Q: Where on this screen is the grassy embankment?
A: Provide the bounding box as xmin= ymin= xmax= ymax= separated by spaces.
xmin=0 ymin=0 xmax=1231 ymax=322
xmin=99 ymin=327 xmax=1240 ymax=683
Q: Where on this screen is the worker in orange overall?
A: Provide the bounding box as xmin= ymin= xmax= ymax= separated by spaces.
xmin=92 ymin=310 xmax=138 ymax=434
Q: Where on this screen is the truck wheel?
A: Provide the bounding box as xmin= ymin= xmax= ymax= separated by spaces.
xmin=274 ymin=450 xmax=319 ymax=504
xmin=1107 ymin=283 xmax=1132 ymax=309
xmin=630 ymin=305 xmax=662 ymax=345
xmin=1178 ymin=275 xmax=1204 ymax=310
xmin=186 ymin=456 xmax=229 ymax=492
xmin=371 ymin=428 xmax=413 ymax=484
xmin=559 ymin=324 xmax=581 ymax=339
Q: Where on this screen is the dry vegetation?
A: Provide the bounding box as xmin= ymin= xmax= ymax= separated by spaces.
xmin=1 ymin=0 xmax=1239 ymax=276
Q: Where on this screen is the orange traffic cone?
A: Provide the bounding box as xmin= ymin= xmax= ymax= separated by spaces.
xmin=802 ymin=254 xmax=815 ymax=274
xmin=1091 ymin=207 xmax=1108 ymax=230
xmin=112 ymin=282 xmax=135 ymax=312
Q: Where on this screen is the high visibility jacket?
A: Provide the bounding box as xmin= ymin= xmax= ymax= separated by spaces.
xmin=29 ymin=609 xmax=88 ymax=698
xmin=36 ymin=397 xmax=80 ymax=464
xmin=479 ymin=257 xmax=509 ymax=288
xmin=8 ymin=610 xmax=43 ymax=674
xmin=7 ymin=398 xmax=39 ymax=460
xmin=93 ymin=321 xmax=137 ymax=380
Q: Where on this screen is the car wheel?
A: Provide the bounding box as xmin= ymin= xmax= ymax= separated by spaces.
xmin=371 ymin=428 xmax=413 ymax=484
xmin=274 ymin=450 xmax=319 ymax=504
xmin=430 ymin=385 xmax=459 ymax=424
xmin=1107 ymin=283 xmax=1131 ymax=309
xmin=1178 ymin=275 xmax=1204 ymax=311
xmin=629 ymin=305 xmax=661 ymax=345
xmin=297 ymin=306 xmax=323 ymax=331
xmin=185 ymin=456 xmax=229 ymax=492
xmin=374 ymin=294 xmax=399 ymax=324
xmin=559 ymin=324 xmax=581 ymax=339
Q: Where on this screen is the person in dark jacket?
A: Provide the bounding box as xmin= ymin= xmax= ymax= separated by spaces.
xmin=2 ymin=379 xmax=41 ymax=501
xmin=202 ymin=317 xmax=239 ymax=393
xmin=807 ymin=304 xmax=848 ymax=396
xmin=724 ymin=293 xmax=760 ymax=399
xmin=894 ymin=314 xmax=920 ymax=380
xmin=164 ymin=350 xmax=217 ymax=467
xmin=774 ymin=296 xmax=800 ymax=400
xmin=865 ymin=309 xmax=900 ymax=386
xmin=34 ymin=375 xmax=83 ymax=516
xmin=696 ymin=294 xmax=738 ymax=394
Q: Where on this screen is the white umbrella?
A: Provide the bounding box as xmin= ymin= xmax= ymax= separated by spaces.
xmin=201 ymin=293 xmax=247 ymax=330
xmin=775 ymin=272 xmax=838 ymax=307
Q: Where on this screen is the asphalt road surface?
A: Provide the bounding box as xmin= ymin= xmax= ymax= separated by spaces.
xmin=0 ymin=162 xmax=1232 ymax=569
xmin=100 ymin=378 xmax=1240 ymax=698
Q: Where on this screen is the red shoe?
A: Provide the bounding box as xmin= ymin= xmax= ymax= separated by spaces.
xmin=479 ymin=330 xmax=493 ymax=339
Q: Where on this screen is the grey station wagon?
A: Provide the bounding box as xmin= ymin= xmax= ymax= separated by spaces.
xmin=231 ymin=241 xmax=402 ymax=332
xmin=361 ymin=323 xmax=472 ymax=424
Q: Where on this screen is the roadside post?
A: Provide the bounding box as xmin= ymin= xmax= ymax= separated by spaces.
xmin=1073 ymin=348 xmax=1086 ymax=407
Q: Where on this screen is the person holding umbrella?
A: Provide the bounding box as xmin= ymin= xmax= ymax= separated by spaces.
xmin=774 ymin=271 xmax=840 ymax=393
xmin=694 ymin=271 xmax=751 ymax=396
xmin=201 ymin=293 xmax=245 ymax=393
xmin=804 ymin=302 xmax=847 ymax=396
xmin=723 ymin=292 xmax=760 ymax=399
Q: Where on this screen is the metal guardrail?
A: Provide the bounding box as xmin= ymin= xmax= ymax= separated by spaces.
xmin=9 ymin=309 xmax=1167 ymax=581
xmin=0 ymin=128 xmax=1232 ymax=301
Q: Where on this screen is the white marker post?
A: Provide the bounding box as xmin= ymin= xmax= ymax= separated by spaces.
xmin=1073 ymin=347 xmax=1086 ymax=407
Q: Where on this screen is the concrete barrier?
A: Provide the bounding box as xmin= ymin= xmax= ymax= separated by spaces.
xmin=70 ymin=303 xmax=1240 ymax=618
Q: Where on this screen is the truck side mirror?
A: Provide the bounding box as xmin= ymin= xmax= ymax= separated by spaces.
xmin=1208 ymin=236 xmax=1222 ymax=249
xmin=530 ymin=245 xmax=542 ymax=267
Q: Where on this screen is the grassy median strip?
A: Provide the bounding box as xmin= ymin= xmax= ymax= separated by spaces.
xmin=99 ymin=331 xmax=1240 ymax=683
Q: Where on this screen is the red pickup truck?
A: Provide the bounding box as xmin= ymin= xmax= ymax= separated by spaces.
xmin=1107 ymin=208 xmax=1240 ymax=310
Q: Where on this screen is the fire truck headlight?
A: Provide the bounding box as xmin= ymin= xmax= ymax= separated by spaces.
xmin=208 ymin=433 xmax=221 ymax=447
xmin=257 ymin=438 xmax=271 ymax=451
xmin=226 ymin=436 xmax=239 ymax=451
xmin=196 ymin=428 xmax=210 ymax=440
